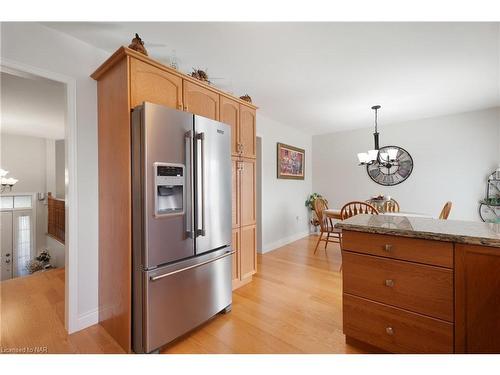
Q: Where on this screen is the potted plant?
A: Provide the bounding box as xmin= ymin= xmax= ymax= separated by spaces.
xmin=26 ymin=250 xmax=52 ymax=274
xmin=305 ymin=193 xmax=327 ymax=232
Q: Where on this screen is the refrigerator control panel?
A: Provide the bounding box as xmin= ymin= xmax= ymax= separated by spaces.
xmin=154 ymin=162 xmax=185 ymax=217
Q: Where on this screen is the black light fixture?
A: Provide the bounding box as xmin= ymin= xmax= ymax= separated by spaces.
xmin=357 ymin=105 xmax=398 ymax=166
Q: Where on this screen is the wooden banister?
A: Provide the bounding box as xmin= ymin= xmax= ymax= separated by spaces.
xmin=47 ymin=193 xmax=65 ymax=244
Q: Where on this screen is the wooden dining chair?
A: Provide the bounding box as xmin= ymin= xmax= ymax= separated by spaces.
xmin=439 ymin=201 xmax=452 ymax=220
xmin=313 ymin=197 xmax=342 ymax=254
xmin=340 ymin=201 xmax=380 ymax=220
xmin=383 ymin=198 xmax=400 ymax=213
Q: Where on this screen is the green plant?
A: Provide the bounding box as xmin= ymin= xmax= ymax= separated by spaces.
xmin=305 ymin=193 xmax=327 ymax=210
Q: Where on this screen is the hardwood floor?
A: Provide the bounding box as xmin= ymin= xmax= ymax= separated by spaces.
xmin=0 ymin=235 xmax=365 ymax=354
xmin=0 ymin=268 xmax=124 ymax=353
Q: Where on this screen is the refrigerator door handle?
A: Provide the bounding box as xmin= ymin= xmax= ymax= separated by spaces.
xmin=149 ymin=250 xmax=235 ymax=281
xmin=196 ymin=132 xmax=206 ymax=237
xmin=185 ymin=131 xmax=195 ymax=238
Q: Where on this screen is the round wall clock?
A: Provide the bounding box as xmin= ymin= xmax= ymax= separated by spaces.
xmin=366 ymin=145 xmax=414 ymax=186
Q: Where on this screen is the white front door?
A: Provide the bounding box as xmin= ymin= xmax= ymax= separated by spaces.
xmin=0 ymin=211 xmax=13 ymax=281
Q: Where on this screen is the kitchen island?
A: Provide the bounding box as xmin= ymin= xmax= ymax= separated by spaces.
xmin=335 ymin=214 xmax=500 ymax=354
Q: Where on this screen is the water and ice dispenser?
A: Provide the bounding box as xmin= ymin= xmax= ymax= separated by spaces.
xmin=154 ymin=162 xmax=185 ymax=216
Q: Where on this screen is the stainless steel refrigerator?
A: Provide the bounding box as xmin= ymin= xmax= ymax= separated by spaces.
xmin=131 ymin=102 xmax=233 ymax=353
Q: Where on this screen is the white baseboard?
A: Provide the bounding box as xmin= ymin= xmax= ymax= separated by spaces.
xmin=260 ymin=230 xmax=311 ymax=254
xmin=76 ymin=308 xmax=98 ymax=331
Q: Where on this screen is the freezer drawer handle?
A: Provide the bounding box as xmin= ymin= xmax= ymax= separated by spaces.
xmin=149 ymin=250 xmax=235 ymax=282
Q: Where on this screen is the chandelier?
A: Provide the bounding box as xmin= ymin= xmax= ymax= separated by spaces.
xmin=0 ymin=168 xmax=18 ymax=193
xmin=357 ymin=105 xmax=398 ymax=166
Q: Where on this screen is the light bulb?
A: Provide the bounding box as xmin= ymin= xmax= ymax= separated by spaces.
xmin=387 ymin=148 xmax=398 ymax=161
xmin=357 ymin=153 xmax=368 ymax=164
xmin=0 ymin=168 xmax=8 ymax=177
xmin=4 ymin=178 xmax=17 ymax=185
xmin=368 ymin=150 xmax=379 ymax=161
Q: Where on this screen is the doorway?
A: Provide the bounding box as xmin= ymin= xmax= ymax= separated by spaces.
xmin=0 ymin=61 xmax=77 ymax=332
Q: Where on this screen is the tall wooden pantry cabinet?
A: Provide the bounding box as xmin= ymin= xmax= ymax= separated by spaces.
xmin=91 ymin=46 xmax=257 ymax=352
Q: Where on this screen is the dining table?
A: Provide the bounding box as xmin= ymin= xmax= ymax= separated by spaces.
xmin=324 ymin=208 xmax=432 ymax=220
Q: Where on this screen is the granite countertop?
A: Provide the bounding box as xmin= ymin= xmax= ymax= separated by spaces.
xmin=334 ymin=214 xmax=500 ymax=248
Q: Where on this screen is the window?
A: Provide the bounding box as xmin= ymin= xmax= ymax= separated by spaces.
xmin=0 ymin=195 xmax=32 ymax=209
xmin=15 ymin=212 xmax=32 ymax=277
xmin=1 ymin=196 xmax=13 ymax=209
xmin=14 ymin=195 xmax=32 ymax=209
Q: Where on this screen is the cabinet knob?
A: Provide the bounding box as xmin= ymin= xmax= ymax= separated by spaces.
xmin=5 ymin=259 xmax=11 ymax=264
xmin=384 ymin=279 xmax=395 ymax=287
xmin=383 ymin=244 xmax=393 ymax=252
xmin=5 ymin=253 xmax=10 ymax=257
xmin=386 ymin=327 xmax=394 ymax=335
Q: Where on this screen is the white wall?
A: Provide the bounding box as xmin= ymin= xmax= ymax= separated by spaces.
xmin=257 ymin=114 xmax=313 ymax=253
xmin=312 ymin=108 xmax=500 ymax=221
xmin=1 ymin=22 xmax=109 ymax=331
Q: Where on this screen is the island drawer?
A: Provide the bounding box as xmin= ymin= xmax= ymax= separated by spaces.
xmin=342 ymin=251 xmax=454 ymax=321
xmin=343 ymin=293 xmax=454 ymax=353
xmin=341 ymin=231 xmax=454 ymax=268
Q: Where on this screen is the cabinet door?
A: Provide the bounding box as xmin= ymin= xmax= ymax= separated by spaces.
xmin=455 ymin=244 xmax=500 ymax=353
xmin=240 ymin=224 xmax=256 ymax=280
xmin=232 ymin=158 xmax=240 ymax=229
xmin=183 ymin=80 xmax=219 ymax=120
xmin=231 ymin=228 xmax=240 ymax=283
xmin=220 ymin=96 xmax=240 ymax=156
xmin=239 ymin=105 xmax=256 ymax=158
xmin=240 ymin=159 xmax=256 ymax=227
xmin=130 ymin=59 xmax=182 ymax=110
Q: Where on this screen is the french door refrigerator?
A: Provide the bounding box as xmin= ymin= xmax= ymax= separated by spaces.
xmin=131 ymin=102 xmax=233 ymax=353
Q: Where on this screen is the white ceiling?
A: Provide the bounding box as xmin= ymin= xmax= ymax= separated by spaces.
xmin=1 ymin=71 xmax=66 ymax=139
xmin=44 ymin=22 xmax=500 ymax=135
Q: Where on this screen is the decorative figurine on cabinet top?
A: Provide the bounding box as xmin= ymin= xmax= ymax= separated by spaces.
xmin=239 ymin=94 xmax=252 ymax=103
xmin=128 ymin=33 xmax=148 ymax=56
xmin=190 ymin=68 xmax=210 ymax=84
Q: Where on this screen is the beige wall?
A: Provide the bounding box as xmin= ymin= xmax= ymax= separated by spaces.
xmin=55 ymin=139 xmax=65 ymax=199
xmin=256 ymin=113 xmax=313 ymax=253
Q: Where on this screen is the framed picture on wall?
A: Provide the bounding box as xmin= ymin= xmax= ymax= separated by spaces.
xmin=277 ymin=142 xmax=305 ymax=180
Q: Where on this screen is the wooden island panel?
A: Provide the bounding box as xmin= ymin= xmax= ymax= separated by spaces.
xmin=455 ymin=243 xmax=500 ymax=353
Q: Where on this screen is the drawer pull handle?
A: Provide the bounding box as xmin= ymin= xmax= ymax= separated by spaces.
xmin=383 ymin=244 xmax=393 ymax=252
xmin=386 ymin=327 xmax=394 ymax=335
xmin=385 ymin=279 xmax=395 ymax=287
